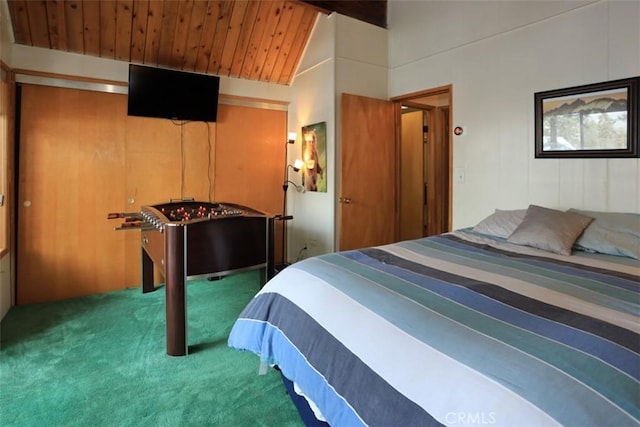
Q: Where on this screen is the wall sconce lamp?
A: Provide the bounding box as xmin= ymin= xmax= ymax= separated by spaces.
xmin=285 ymin=179 xmax=304 ymax=193
xmin=285 ymin=159 xmax=305 ymax=192
xmin=289 ymin=159 xmax=305 ymax=173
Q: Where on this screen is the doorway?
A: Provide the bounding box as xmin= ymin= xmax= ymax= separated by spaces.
xmin=394 ymin=86 xmax=452 ymax=240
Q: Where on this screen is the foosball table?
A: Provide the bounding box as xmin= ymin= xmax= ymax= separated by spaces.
xmin=109 ymin=200 xmax=275 ymax=356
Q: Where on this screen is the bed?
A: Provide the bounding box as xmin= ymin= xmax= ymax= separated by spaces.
xmin=228 ymin=206 xmax=640 ymax=426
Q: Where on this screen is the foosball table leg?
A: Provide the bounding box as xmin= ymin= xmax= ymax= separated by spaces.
xmin=165 ymin=225 xmax=188 ymax=357
xmin=141 ymin=247 xmax=155 ymax=293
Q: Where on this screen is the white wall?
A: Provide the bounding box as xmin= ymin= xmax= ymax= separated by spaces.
xmin=287 ymin=13 xmax=388 ymax=260
xmin=388 ymin=0 xmax=640 ymax=229
xmin=8 ymin=44 xmax=292 ymax=102
xmin=287 ymin=14 xmax=335 ymax=260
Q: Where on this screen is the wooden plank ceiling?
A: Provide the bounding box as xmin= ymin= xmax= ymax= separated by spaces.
xmin=6 ymin=0 xmax=387 ymax=86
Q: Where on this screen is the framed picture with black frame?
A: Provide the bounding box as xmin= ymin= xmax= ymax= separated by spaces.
xmin=534 ymin=76 xmax=639 ymax=158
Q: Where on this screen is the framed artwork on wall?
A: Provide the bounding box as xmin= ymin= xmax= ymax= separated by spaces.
xmin=301 ymin=122 xmax=327 ymax=192
xmin=534 ymin=76 xmax=639 ymax=158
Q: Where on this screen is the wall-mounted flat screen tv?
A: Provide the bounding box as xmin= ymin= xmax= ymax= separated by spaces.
xmin=127 ymin=64 xmax=220 ymax=122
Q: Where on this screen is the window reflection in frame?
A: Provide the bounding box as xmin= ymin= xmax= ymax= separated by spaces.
xmin=534 ymin=77 xmax=639 ymax=158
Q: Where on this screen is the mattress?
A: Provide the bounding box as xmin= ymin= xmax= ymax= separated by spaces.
xmin=228 ymin=230 xmax=640 ymax=426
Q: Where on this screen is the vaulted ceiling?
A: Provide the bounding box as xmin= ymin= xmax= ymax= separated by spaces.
xmin=5 ymin=0 xmax=386 ymax=86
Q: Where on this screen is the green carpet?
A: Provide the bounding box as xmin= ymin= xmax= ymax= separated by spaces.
xmin=0 ymin=271 xmax=303 ymax=427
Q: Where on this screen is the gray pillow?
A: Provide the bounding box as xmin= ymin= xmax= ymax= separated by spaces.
xmin=473 ymin=209 xmax=527 ymax=238
xmin=568 ymin=209 xmax=640 ymax=259
xmin=507 ymin=205 xmax=593 ymax=255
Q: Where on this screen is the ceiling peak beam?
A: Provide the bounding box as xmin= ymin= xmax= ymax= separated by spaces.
xmin=298 ymin=0 xmax=387 ymax=28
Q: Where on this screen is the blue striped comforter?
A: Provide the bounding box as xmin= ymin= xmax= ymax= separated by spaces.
xmin=228 ymin=230 xmax=640 ymax=426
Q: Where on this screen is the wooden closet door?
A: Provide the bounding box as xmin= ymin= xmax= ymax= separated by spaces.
xmin=18 ymin=85 xmax=286 ymax=304
xmin=17 ymin=85 xmax=127 ymax=304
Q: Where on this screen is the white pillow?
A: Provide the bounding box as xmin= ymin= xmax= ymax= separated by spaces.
xmin=473 ymin=209 xmax=527 ymax=239
xmin=568 ymin=209 xmax=640 ymax=259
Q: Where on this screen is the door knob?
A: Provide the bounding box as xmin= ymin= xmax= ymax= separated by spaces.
xmin=339 ymin=197 xmax=352 ymax=204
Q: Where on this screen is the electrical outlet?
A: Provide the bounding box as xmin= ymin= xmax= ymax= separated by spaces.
xmin=295 ymin=245 xmax=308 ymax=262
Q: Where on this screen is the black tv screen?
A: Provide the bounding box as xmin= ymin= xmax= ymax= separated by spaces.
xmin=127 ymin=64 xmax=220 ymax=122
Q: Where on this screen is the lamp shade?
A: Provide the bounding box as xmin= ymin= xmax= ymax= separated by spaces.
xmin=288 ymin=132 xmax=297 ymax=143
xmin=293 ymin=159 xmax=305 ymax=170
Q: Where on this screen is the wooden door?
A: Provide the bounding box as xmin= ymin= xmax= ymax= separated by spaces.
xmin=339 ymin=93 xmax=397 ymax=251
xmin=425 ymin=106 xmax=450 ymax=236
xmin=400 ymin=110 xmax=424 ymax=240
xmin=17 ymin=85 xmax=127 ymax=304
xmin=393 ymin=86 xmax=452 ymax=237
